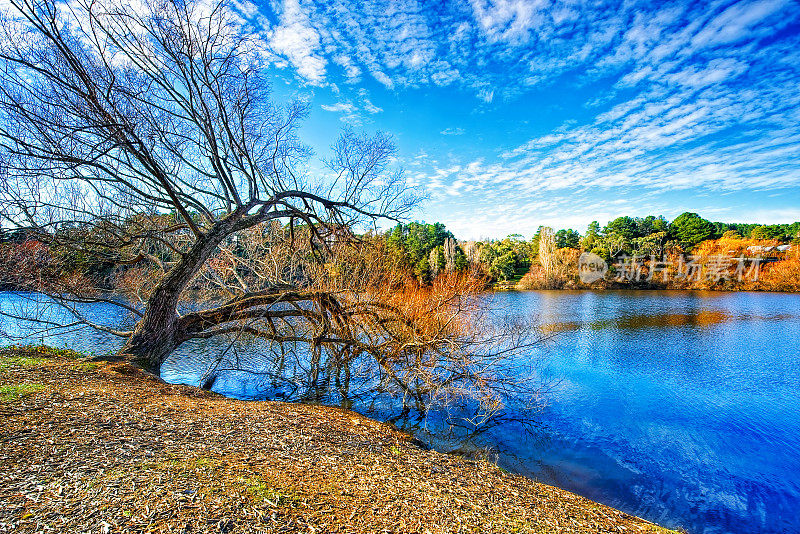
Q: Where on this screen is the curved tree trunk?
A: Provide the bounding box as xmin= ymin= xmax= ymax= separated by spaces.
xmin=118 ymin=219 xmax=235 ymax=373
xmin=118 ymin=291 xmax=182 ymax=374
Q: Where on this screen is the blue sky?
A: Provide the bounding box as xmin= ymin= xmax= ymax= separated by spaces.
xmin=240 ymin=0 xmax=799 ymax=239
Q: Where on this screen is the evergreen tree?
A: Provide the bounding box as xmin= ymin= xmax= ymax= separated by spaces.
xmin=669 ymin=212 xmax=715 ymax=249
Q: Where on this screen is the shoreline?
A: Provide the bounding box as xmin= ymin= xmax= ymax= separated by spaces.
xmin=1 ymin=346 xmax=678 ymax=533
xmin=494 ymin=284 xmax=800 ymax=293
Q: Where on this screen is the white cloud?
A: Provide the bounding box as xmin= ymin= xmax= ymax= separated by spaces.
xmin=268 ymin=0 xmax=326 ymax=84
xmin=690 ymin=0 xmax=787 ymax=50
xmin=363 ymin=100 xmax=383 ymax=114
xmin=440 ymin=127 xmax=466 ymax=136
xmin=321 ymin=102 xmax=357 ymax=113
xmin=239 ymin=0 xmax=800 ymax=235
xmin=469 ymin=0 xmax=540 ymax=43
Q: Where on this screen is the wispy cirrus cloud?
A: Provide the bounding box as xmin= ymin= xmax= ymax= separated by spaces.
xmin=440 ymin=127 xmax=465 ymax=136
xmin=320 ymin=93 xmax=382 ymax=124
xmin=262 ymin=0 xmax=798 ymax=102
xmin=254 ymin=0 xmax=800 ymax=236
xmin=265 ymin=0 xmax=326 ymax=84
xmin=321 ymin=102 xmax=357 ymax=113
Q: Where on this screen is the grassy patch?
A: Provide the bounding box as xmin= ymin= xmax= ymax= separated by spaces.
xmin=73 ymin=362 xmax=101 ymax=372
xmin=0 ymin=355 xmax=50 ymax=369
xmin=244 ymin=476 xmax=299 ymax=507
xmin=1 ymin=345 xmax=92 ymax=371
xmin=0 ymin=383 xmax=46 ymax=401
xmin=134 ymin=458 xmax=299 ymax=509
xmin=0 ymin=345 xmax=84 ymax=362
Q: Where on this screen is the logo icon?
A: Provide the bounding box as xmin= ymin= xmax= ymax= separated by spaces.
xmin=578 ymin=252 xmax=607 ymax=283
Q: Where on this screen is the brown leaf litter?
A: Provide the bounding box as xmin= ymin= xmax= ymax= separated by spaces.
xmin=0 ymin=346 xmax=678 ymax=533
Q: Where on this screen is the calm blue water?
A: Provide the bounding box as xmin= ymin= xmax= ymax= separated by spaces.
xmin=1 ymin=290 xmax=799 ymax=533
xmin=494 ymin=291 xmax=800 ymax=534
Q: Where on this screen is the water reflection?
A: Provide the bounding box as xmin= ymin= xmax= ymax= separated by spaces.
xmin=542 ymin=309 xmax=798 ymax=334
xmin=498 ymin=291 xmax=800 ymax=534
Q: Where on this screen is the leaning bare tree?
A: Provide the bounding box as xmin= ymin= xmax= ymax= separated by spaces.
xmin=0 ymin=0 xmax=544 ymax=423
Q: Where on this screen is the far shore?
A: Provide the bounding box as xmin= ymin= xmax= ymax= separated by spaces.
xmin=494 ymin=281 xmax=800 ymax=293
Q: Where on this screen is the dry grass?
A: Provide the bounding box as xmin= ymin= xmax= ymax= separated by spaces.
xmin=0 ymin=347 xmax=678 ymax=533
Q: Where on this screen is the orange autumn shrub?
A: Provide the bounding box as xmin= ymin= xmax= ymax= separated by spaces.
xmin=379 ymin=269 xmax=488 ymax=344
xmin=755 ymin=257 xmax=800 ymax=292
xmin=693 ymin=236 xmax=781 ymax=257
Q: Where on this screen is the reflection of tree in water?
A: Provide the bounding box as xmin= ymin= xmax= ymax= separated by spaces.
xmin=168 ymin=307 xmax=553 ymax=454
xmin=605 ymin=310 xmax=732 ymax=330
xmin=537 ymin=310 xmax=733 ymax=334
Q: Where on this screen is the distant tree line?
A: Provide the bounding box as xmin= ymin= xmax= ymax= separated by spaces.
xmin=378 ymin=213 xmax=800 ymax=288
xmin=3 ymin=212 xmax=799 ymax=291
xmin=516 ymin=212 xmax=800 ymax=291
xmin=383 ymin=223 xmax=535 ymax=284
xmin=577 ymin=212 xmax=800 ymax=261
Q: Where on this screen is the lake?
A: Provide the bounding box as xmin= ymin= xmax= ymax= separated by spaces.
xmin=1 ymin=290 xmax=799 ymax=533
xmin=494 ymin=291 xmax=800 ymax=534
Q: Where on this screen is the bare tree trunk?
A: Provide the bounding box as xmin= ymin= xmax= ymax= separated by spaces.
xmin=118 ymin=221 xmax=232 ymax=372
xmin=118 ymin=289 xmax=182 ymax=373
xmin=429 ymin=247 xmax=439 ymax=278
xmin=444 ymin=237 xmax=456 ymax=272
xmin=539 ymin=227 xmax=556 ymax=282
